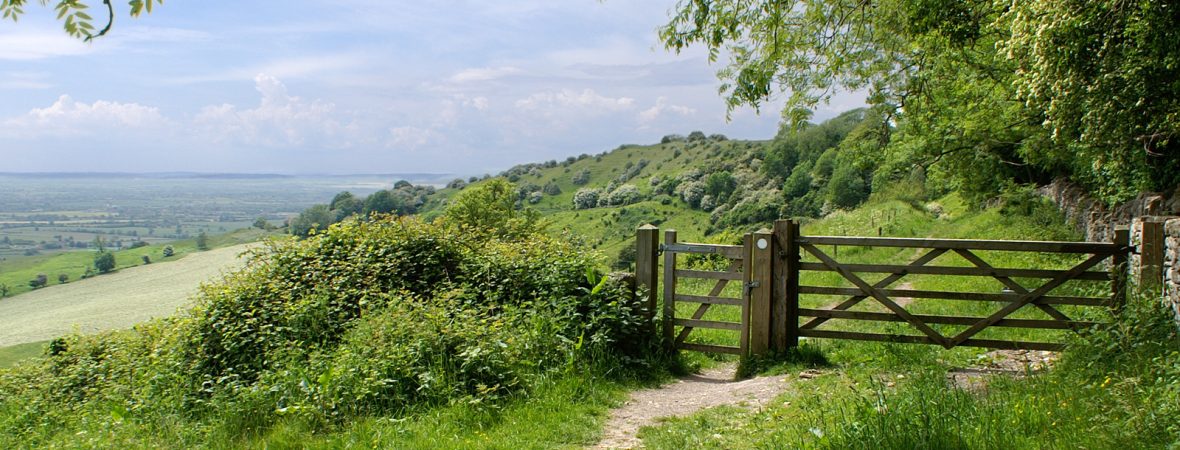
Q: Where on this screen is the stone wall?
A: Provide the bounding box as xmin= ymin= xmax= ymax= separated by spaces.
xmin=1163 ymin=219 xmax=1180 ymax=326
xmin=1039 ymin=178 xmax=1180 ymax=242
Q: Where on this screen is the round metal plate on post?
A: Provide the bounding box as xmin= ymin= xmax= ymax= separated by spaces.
xmin=757 ymin=238 xmax=768 ymax=250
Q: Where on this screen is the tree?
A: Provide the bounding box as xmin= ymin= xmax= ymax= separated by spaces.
xmin=571 ymin=169 xmax=591 ymax=185
xmin=572 ymin=188 xmax=601 ymax=210
xmin=290 ymin=204 xmax=332 ymax=238
xmin=196 ymin=231 xmax=209 ymax=250
xmin=29 ymin=274 xmax=48 ymax=289
xmin=94 ymin=250 xmax=115 ymax=273
xmin=1 ymin=0 xmax=163 ymax=41
xmin=660 ymin=0 xmax=1180 ymax=203
xmin=58 ymin=273 xmax=69 ymax=284
xmin=442 ymin=178 xmax=542 ymax=240
xmin=0 ymin=283 xmax=10 ymax=298
xmin=704 ymin=171 xmax=737 ymax=203
xmin=253 ymin=217 xmax=271 ymax=230
xmin=162 ymin=245 xmax=174 ymax=257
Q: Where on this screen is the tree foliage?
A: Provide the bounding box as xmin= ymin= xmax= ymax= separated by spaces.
xmin=442 ymin=178 xmax=542 ymax=240
xmin=662 ymin=0 xmax=1180 ymax=203
xmin=1 ymin=0 xmax=163 ymax=40
xmin=93 ymin=250 xmax=115 ymax=274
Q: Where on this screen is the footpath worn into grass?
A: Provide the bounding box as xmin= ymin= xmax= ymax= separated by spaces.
xmin=0 ymin=243 xmax=257 ymax=347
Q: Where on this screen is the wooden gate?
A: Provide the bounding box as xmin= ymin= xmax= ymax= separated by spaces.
xmin=659 ymin=230 xmax=751 ymax=355
xmin=634 ymin=220 xmax=1133 ymax=356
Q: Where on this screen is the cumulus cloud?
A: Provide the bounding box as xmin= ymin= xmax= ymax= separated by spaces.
xmin=193 ymin=73 xmax=356 ymax=147
xmin=0 ymin=95 xmax=168 ymax=138
xmin=637 ymin=96 xmax=696 ymax=128
xmin=448 ymin=66 xmax=522 ymax=84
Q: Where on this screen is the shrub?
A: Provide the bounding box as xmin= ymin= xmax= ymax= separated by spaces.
xmin=605 ymin=184 xmax=642 ymax=206
xmin=94 ymin=251 xmax=115 ymax=274
xmin=573 ymin=188 xmax=602 ymax=210
xmin=58 ymin=273 xmax=69 ymax=284
xmin=572 ymin=168 xmax=591 ymax=185
xmin=162 ymin=245 xmax=174 ymax=257
xmin=29 ymin=274 xmax=48 ymax=289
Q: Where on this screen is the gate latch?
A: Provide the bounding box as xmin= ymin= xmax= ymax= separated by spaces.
xmin=744 ymin=281 xmax=760 ymax=297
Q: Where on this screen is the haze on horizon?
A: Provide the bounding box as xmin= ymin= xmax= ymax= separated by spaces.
xmin=0 ymin=1 xmax=865 ymax=176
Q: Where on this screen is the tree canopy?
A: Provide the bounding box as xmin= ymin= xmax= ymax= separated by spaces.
xmin=661 ymin=0 xmax=1180 ymax=203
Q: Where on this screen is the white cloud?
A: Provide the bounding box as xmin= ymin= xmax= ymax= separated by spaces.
xmin=638 ymin=96 xmax=696 ymax=124
xmin=0 ymin=31 xmax=92 ymax=60
xmin=0 ymin=72 xmax=52 ymax=90
xmin=448 ymin=66 xmax=522 ymax=83
xmin=387 ymin=126 xmax=442 ymax=149
xmin=515 ymin=88 xmax=635 ymax=113
xmin=0 ymin=95 xmax=167 ymax=138
xmin=193 ymin=74 xmax=355 ymax=147
xmin=168 ymin=53 xmax=373 ymax=84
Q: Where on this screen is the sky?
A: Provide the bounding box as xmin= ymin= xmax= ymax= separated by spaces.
xmin=0 ymin=1 xmax=865 ymax=175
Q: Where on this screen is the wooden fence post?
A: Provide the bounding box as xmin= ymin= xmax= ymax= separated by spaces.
xmin=662 ymin=229 xmax=678 ymax=347
xmin=773 ymin=219 xmax=800 ymax=351
xmin=1112 ymin=226 xmax=1130 ymax=311
xmin=1139 ymin=218 xmax=1165 ymax=288
xmin=749 ymin=229 xmax=774 ymax=356
xmin=635 ymin=225 xmax=660 ymax=321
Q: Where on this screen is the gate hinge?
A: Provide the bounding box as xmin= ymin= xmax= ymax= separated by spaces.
xmin=744 ymin=281 xmax=760 ymax=296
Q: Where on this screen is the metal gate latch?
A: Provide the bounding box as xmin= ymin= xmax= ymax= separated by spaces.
xmin=744 ymin=281 xmax=760 ymax=297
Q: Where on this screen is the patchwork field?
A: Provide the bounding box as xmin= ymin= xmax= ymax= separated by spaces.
xmin=0 ymin=243 xmax=258 ymax=347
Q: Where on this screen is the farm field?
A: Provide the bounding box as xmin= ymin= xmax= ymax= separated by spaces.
xmin=0 ymin=242 xmax=258 ymax=347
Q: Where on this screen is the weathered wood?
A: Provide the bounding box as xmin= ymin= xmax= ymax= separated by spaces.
xmin=674 ymin=260 xmax=742 ymax=346
xmin=796 ymin=262 xmax=1110 ymax=281
xmin=662 ymin=230 xmax=677 ymax=346
xmin=674 ymin=318 xmax=744 ymax=331
xmin=1139 ymin=218 xmax=1165 ymax=286
xmin=801 ymin=243 xmax=951 ymax=347
xmin=674 ymin=269 xmax=744 ymax=280
xmin=662 ymin=243 xmax=745 ymax=260
xmin=635 ymin=225 xmax=660 ymax=321
xmin=674 ymin=294 xmax=744 ymax=306
xmin=798 ymin=286 xmax=1108 ymax=306
xmin=797 ymin=308 xmax=1100 ymax=330
xmin=677 ymin=342 xmax=743 ymax=355
xmin=798 ymin=329 xmax=1066 ymax=351
xmin=771 ymin=219 xmax=797 ymax=351
xmin=740 ymin=234 xmax=753 ymax=357
xmin=952 ymin=248 xmax=1072 ymax=322
xmin=798 ymin=248 xmax=948 ymax=330
xmin=799 ymin=236 xmax=1122 ymax=254
xmin=1111 ymin=226 xmax=1130 ymax=311
xmin=748 ymin=229 xmax=773 ymax=356
xmin=947 ymin=252 xmax=1111 ymax=347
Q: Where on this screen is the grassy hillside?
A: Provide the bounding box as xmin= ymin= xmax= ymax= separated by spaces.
xmin=0 ymin=242 xmax=259 ymax=347
xmin=0 ymin=227 xmax=274 ymax=299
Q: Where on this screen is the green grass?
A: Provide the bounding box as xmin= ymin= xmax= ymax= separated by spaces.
xmin=0 ymin=227 xmax=276 ymax=299
xmin=639 ymin=192 xmax=1180 ymax=449
xmin=0 ymin=340 xmax=45 ymax=369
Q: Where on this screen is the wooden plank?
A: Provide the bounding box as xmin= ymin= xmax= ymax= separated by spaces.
xmin=797 ymin=262 xmax=1110 ymax=281
xmin=772 ymin=219 xmax=796 ymax=351
xmin=798 ymin=236 xmax=1121 ymax=254
xmin=662 ymin=230 xmax=677 ymax=345
xmin=1112 ymin=227 xmax=1130 ymax=311
xmin=662 ymin=243 xmax=745 ymax=260
xmin=674 ymin=260 xmax=743 ymax=345
xmin=953 ymin=248 xmax=1072 ymax=323
xmin=674 ymin=294 xmax=744 ymax=306
xmin=1139 ymin=219 xmax=1164 ymax=286
xmin=635 ymin=225 xmax=660 ymax=320
xmin=798 ymin=248 xmax=948 ymax=330
xmin=749 ymin=229 xmax=773 ymax=356
xmin=798 ymin=329 xmax=1065 ymax=351
xmin=797 ymin=308 xmax=1100 ymax=330
xmin=801 ymin=243 xmax=951 ymax=347
xmin=798 ymin=286 xmax=1108 ymax=306
xmin=674 ymin=318 xmax=743 ymax=331
xmin=948 ymin=252 xmax=1111 ymax=347
xmin=674 ymin=269 xmax=743 ymax=280
xmin=677 ymin=342 xmax=744 ymax=355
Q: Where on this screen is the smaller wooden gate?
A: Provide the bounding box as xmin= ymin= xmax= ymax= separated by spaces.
xmin=659 ymin=230 xmax=751 ymax=355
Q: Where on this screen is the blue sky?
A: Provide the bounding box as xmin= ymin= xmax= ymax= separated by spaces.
xmin=0 ymin=1 xmax=864 ymax=175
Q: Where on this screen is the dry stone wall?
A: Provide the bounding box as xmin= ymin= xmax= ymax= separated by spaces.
xmin=1164 ymin=218 xmax=1180 ymax=326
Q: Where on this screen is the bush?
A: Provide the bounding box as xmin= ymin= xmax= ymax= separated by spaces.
xmin=573 ymin=188 xmax=602 ymax=210
xmin=57 ymin=273 xmax=69 ymax=284
xmin=162 ymin=245 xmax=174 ymax=257
xmin=572 ymin=168 xmax=591 ymax=185
xmin=605 ymin=184 xmax=642 ymax=206
xmin=28 ymin=274 xmax=48 ymax=289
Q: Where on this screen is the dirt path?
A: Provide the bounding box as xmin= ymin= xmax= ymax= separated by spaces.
xmin=0 ymin=243 xmax=258 ymax=346
xmin=591 ymin=364 xmax=797 ymax=449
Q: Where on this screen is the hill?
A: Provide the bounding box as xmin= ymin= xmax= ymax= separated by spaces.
xmin=0 ymin=242 xmax=258 ymax=347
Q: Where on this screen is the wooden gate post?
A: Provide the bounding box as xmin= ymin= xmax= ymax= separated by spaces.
xmin=1112 ymin=226 xmax=1130 ymax=311
xmin=662 ymin=229 xmax=678 ymax=346
xmin=635 ymin=225 xmax=660 ymax=321
xmin=749 ymin=229 xmax=774 ymax=356
xmin=1138 ymin=218 xmax=1165 ymax=288
xmin=772 ymin=219 xmax=800 ymax=351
